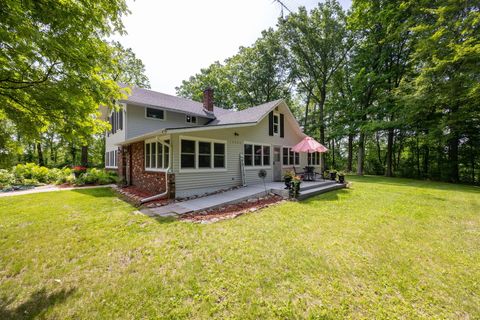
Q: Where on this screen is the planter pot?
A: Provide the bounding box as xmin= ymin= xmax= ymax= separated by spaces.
xmin=284 ymin=177 xmax=292 ymax=189
xmin=338 ymin=175 xmax=345 ymax=183
xmin=329 ymin=172 xmax=337 ymax=181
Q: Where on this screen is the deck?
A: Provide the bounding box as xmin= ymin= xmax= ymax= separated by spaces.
xmin=141 ymin=180 xmax=345 ymax=217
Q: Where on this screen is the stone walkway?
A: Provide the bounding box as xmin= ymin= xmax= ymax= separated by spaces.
xmin=140 ymin=181 xmax=331 ymax=217
xmin=0 ymin=184 xmax=115 ymax=197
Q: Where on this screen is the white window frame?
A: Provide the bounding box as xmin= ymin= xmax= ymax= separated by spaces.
xmin=105 ymin=150 xmax=118 ymax=169
xmin=185 ymin=115 xmax=197 ymax=124
xmin=144 ymin=136 xmax=171 ymax=172
xmin=243 ymin=141 xmax=272 ymax=169
xmin=273 ymin=112 xmax=280 ymax=136
xmin=179 ymin=135 xmax=227 ymax=172
xmin=282 ymin=146 xmax=300 ymax=167
xmin=308 ymin=152 xmax=321 ymax=166
xmin=145 ymin=107 xmax=166 ymax=121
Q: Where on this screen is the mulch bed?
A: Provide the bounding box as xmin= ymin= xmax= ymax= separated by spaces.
xmin=180 ymin=193 xmax=284 ymax=223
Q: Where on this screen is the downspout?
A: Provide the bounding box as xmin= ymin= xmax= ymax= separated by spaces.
xmin=140 ymin=137 xmax=172 ymax=204
xmin=140 ymin=173 xmax=169 ymax=203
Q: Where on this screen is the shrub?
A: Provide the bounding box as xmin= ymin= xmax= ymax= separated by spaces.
xmin=0 ymin=169 xmax=15 ymax=189
xmin=13 ymin=163 xmax=50 ymax=183
xmin=75 ymin=168 xmax=117 ymax=186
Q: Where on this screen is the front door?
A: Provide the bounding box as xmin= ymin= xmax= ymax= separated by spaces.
xmin=273 ymin=146 xmax=282 ymax=181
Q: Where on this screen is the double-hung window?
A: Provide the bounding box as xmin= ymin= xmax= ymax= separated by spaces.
xmin=273 ymin=113 xmax=280 ymax=136
xmin=105 ymin=150 xmax=117 ymax=168
xmin=145 ymin=140 xmax=170 ymax=170
xmin=282 ymin=147 xmax=300 ymax=166
xmin=180 ymin=138 xmax=226 ymax=170
xmin=244 ymin=143 xmax=271 ymax=167
xmin=307 ymin=152 xmax=321 ymax=166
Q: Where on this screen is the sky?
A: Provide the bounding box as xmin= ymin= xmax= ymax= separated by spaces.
xmin=115 ymin=0 xmax=352 ymax=95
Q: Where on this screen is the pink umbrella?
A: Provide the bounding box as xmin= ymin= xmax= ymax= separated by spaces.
xmin=291 ymin=136 xmax=328 ymax=153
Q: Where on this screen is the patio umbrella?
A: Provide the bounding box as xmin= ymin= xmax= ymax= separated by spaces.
xmin=291 ymin=136 xmax=328 ymax=153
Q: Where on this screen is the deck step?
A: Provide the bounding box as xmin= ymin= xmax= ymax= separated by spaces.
xmin=297 ymin=183 xmax=346 ymax=200
xmin=300 ymin=180 xmax=336 ymax=191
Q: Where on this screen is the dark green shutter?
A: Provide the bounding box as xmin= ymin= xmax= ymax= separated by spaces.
xmin=280 ymin=114 xmax=284 ymax=138
xmin=268 ymin=111 xmax=274 ymax=136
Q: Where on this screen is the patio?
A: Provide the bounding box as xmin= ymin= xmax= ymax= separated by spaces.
xmin=141 ymin=180 xmax=345 ymax=217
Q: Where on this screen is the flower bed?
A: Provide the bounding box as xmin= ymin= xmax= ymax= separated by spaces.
xmin=180 ymin=193 xmax=284 ymax=223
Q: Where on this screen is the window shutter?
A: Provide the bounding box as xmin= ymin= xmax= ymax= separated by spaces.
xmin=119 ymin=108 xmax=123 ymax=130
xmin=280 ymin=114 xmax=284 ymax=138
xmin=268 ymin=111 xmax=274 ymax=136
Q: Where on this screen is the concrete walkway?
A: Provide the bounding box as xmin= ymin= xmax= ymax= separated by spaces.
xmin=141 ymin=181 xmax=331 ymax=217
xmin=0 ymin=184 xmax=115 ymax=197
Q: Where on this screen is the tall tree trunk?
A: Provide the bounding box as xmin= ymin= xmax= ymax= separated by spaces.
xmin=416 ymin=133 xmax=421 ymax=177
xmin=81 ymin=145 xmax=88 ymax=167
xmin=37 ymin=142 xmax=44 ymax=166
xmin=347 ymin=134 xmax=354 ymax=172
xmin=318 ymin=87 xmax=326 ymax=171
xmin=375 ymin=132 xmax=382 ymax=165
xmin=332 ymin=138 xmax=336 ymax=168
xmin=357 ymin=132 xmax=365 ymax=175
xmin=71 ymin=143 xmax=76 ymax=165
xmin=385 ymin=128 xmax=394 ymax=177
xmin=448 ymin=134 xmax=459 ymax=182
xmin=304 ymin=92 xmax=311 ymax=133
xmin=423 ymin=142 xmax=430 ymax=179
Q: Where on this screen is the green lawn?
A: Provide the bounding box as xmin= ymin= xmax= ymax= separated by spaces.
xmin=0 ymin=176 xmax=479 ymax=319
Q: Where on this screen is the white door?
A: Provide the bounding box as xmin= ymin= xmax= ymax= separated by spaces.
xmin=273 ymin=146 xmax=282 ymax=181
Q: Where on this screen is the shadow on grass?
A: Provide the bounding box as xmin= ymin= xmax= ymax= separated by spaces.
xmin=348 ymin=175 xmax=480 ymax=194
xmin=0 ymin=287 xmax=76 ymax=320
xmin=300 ymin=188 xmax=350 ymax=204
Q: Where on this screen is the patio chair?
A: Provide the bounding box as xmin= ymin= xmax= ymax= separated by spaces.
xmin=292 ymin=166 xmax=306 ymax=179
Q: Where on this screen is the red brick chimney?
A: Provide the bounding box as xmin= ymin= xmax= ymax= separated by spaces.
xmin=203 ymin=87 xmax=214 ymax=113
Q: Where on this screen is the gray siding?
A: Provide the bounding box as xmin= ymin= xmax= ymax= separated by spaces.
xmin=126 ymin=103 xmax=209 ymax=139
xmin=170 ymin=102 xmax=319 ymax=197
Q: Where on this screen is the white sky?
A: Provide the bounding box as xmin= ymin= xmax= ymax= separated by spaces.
xmin=116 ymin=0 xmax=352 ymax=95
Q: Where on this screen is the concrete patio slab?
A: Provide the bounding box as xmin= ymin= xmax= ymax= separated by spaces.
xmin=140 ymin=180 xmax=337 ymax=217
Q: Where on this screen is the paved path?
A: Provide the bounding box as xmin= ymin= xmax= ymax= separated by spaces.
xmin=0 ymin=184 xmax=115 ymax=198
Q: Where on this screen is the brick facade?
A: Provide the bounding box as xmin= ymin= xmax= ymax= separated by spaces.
xmin=128 ymin=141 xmax=168 ymax=195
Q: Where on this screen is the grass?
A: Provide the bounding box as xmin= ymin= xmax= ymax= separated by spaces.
xmin=0 ymin=176 xmax=479 ymax=319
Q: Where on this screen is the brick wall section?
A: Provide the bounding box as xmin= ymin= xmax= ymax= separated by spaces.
xmin=130 ymin=141 xmax=167 ymax=195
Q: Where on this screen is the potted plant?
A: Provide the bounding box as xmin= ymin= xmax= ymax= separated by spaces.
xmin=289 ymin=175 xmax=302 ymax=198
xmin=323 ymin=170 xmax=330 ymax=180
xmin=329 ymin=169 xmax=337 ymax=181
xmin=72 ymin=166 xmax=87 ymax=178
xmin=283 ymin=170 xmax=294 ymax=189
xmin=337 ymin=171 xmax=346 ymax=183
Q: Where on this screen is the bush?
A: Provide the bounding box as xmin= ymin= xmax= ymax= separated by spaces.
xmin=0 ymin=164 xmax=116 ymax=189
xmin=0 ymin=169 xmax=15 ymax=189
xmin=75 ymin=168 xmax=117 ymax=186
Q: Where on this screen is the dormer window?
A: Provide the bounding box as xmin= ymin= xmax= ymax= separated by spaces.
xmin=186 ymin=115 xmax=197 ymax=124
xmin=145 ymin=107 xmax=165 ymax=120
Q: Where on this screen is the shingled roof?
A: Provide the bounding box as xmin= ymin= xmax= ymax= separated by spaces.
xmin=119 ymin=86 xmax=232 ymax=118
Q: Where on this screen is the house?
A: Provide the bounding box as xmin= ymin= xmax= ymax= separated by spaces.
xmin=105 ymin=87 xmax=322 ymax=200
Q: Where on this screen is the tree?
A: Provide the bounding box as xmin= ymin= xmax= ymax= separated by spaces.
xmin=111 ymin=41 xmax=151 ymax=88
xmin=0 ymin=0 xmax=129 ymax=142
xmin=280 ymin=0 xmax=351 ymax=170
